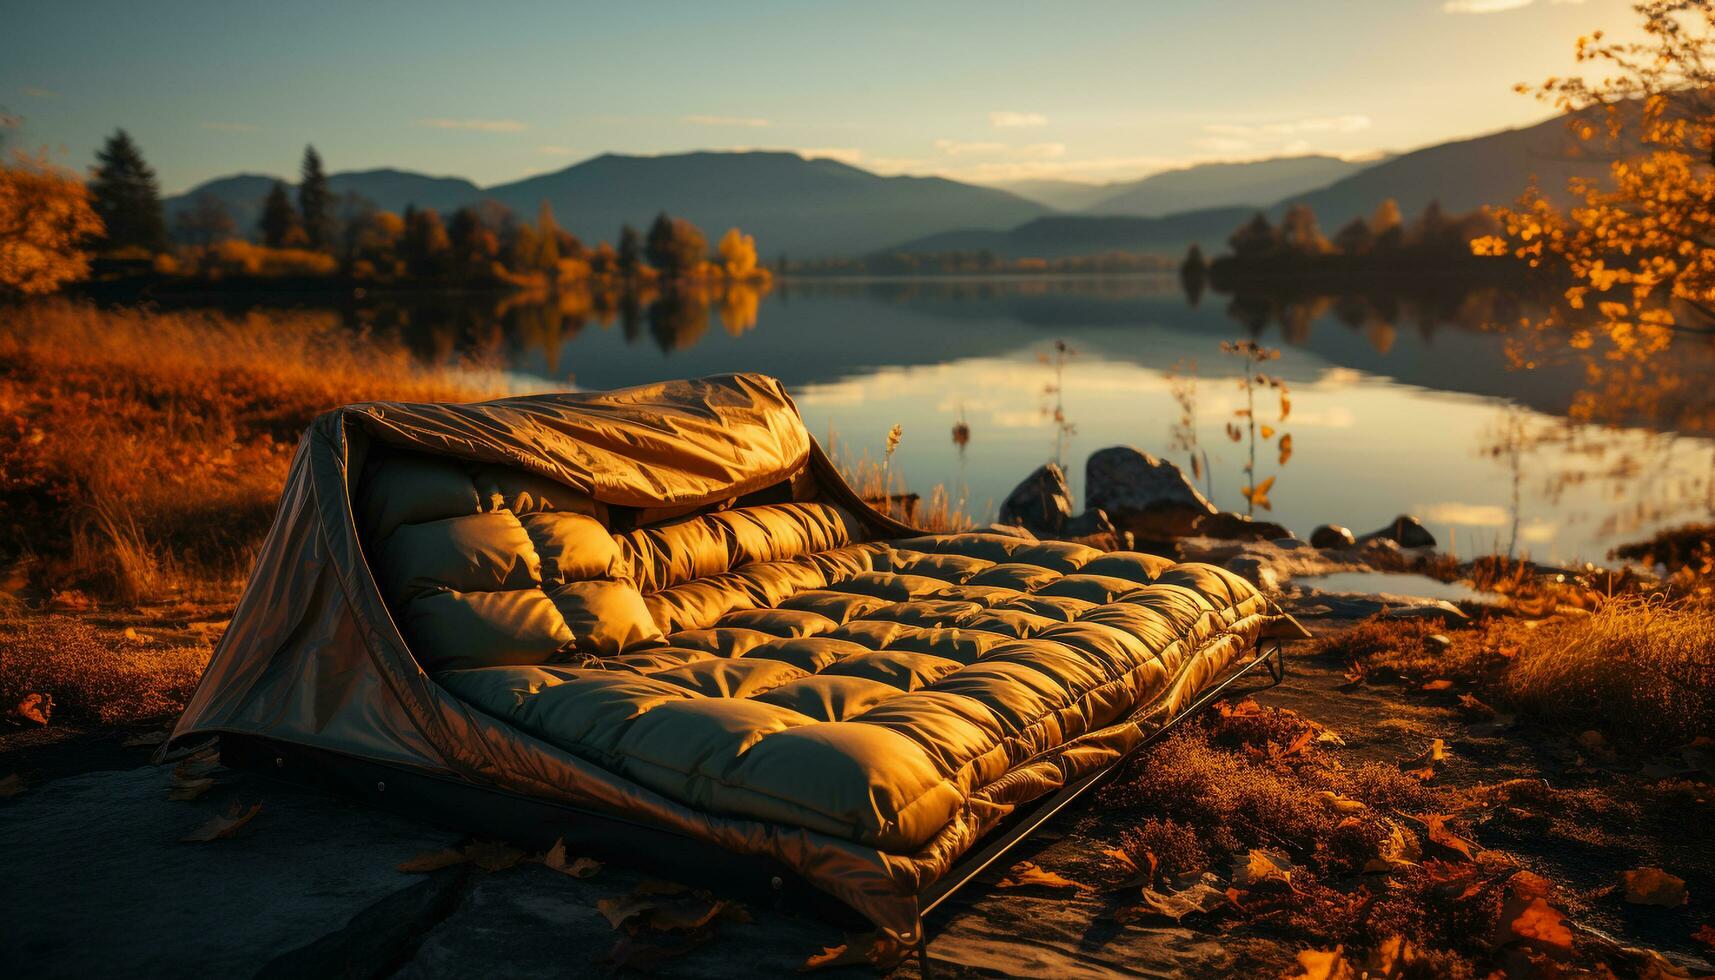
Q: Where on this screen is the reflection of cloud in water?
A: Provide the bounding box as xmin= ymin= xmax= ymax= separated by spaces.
xmin=1520 ymin=521 xmax=1557 ymax=544
xmin=1419 ymin=502 xmax=1510 ymax=526
xmin=1314 ymin=367 xmax=1365 ymax=389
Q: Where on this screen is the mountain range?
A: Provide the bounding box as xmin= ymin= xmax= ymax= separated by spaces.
xmin=165 ymin=109 xmax=1611 ymax=260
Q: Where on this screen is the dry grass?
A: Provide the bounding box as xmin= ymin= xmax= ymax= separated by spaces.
xmin=0 ymin=300 xmax=501 ymax=600
xmin=1317 ymin=596 xmax=1715 ymax=747
xmin=1503 ymin=595 xmax=1715 ymax=745
xmin=0 ymin=614 xmax=211 ymax=726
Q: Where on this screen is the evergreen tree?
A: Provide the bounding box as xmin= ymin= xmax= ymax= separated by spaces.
xmin=533 ymin=201 xmax=562 ymax=272
xmin=644 ymin=211 xmax=676 ymax=273
xmin=402 ymin=207 xmax=451 ymax=278
xmin=298 ymin=146 xmax=334 ymax=250
xmin=617 ymin=224 xmax=642 ymax=279
xmin=89 ymin=129 xmax=167 ymax=252
xmin=1178 ymin=244 xmax=1207 ymax=307
xmin=173 ymin=192 xmax=237 ymax=246
xmin=1227 ymin=211 xmax=1279 ymax=258
xmin=259 ymin=181 xmax=301 ymax=247
xmin=1333 ymin=217 xmax=1375 ymax=256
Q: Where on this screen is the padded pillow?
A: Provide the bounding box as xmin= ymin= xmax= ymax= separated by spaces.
xmin=378 ymin=511 xmax=541 ymax=605
xmin=521 ymin=512 xmax=624 ymax=583
xmin=361 ymin=452 xmax=483 ymax=542
xmin=548 ymin=580 xmax=664 ymax=655
xmin=403 ymin=590 xmax=573 ymax=670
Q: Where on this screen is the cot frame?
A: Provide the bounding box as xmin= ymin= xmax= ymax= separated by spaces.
xmin=220 ymin=639 xmax=1287 ymax=962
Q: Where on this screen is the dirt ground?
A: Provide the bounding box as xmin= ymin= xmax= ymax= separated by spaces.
xmin=3 ymin=602 xmax=1712 ymax=978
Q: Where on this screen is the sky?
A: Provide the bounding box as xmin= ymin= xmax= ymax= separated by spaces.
xmin=3 ymin=0 xmax=1639 ymax=195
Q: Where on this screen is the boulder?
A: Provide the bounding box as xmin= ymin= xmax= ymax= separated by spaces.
xmin=1191 ymin=511 xmax=1291 ymax=542
xmin=1061 ymin=508 xmax=1116 ymax=538
xmin=1223 ymin=554 xmax=1280 ymax=592
xmin=997 ymin=463 xmax=1073 ymax=536
xmin=1310 ymin=524 xmax=1357 ymax=549
xmin=1086 ymin=448 xmax=1217 ymax=542
xmin=1359 ymin=515 xmax=1436 ymax=549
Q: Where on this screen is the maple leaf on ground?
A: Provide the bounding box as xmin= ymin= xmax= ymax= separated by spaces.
xmin=1102 ymin=846 xmax=1158 ymax=891
xmin=12 ymin=692 xmax=52 ymax=726
xmin=1115 ymin=875 xmax=1230 ymax=925
xmin=597 ymin=893 xmax=660 ymax=930
xmin=181 ymin=801 xmax=261 ymax=842
xmin=799 ymin=932 xmax=910 ymax=973
xmin=1619 ymin=868 xmax=1689 ymax=907
xmin=1490 ymin=871 xmax=1573 ymax=959
xmin=995 ymin=861 xmax=1083 ymax=891
xmin=1404 ymin=813 xmax=1478 ymax=862
xmin=1231 ymin=848 xmax=1296 ymax=889
xmin=539 ymin=839 xmax=602 ymax=879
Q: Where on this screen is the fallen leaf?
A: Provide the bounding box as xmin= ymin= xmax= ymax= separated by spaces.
xmin=122 ymin=626 xmax=152 ymax=644
xmin=1269 ymin=728 xmax=1316 ymax=761
xmin=1293 ymin=945 xmax=1354 ymax=980
xmin=996 ymin=861 xmax=1082 ymax=891
xmin=1410 ymin=813 xmax=1479 ymax=862
xmin=1231 ymin=848 xmax=1295 ymax=889
xmin=1103 ymin=846 xmax=1157 ymax=890
xmin=1313 ymin=790 xmax=1367 ymax=815
xmin=1420 ymin=679 xmax=1455 ymax=692
xmin=1116 ymin=875 xmax=1230 ymax=924
xmin=597 ymin=893 xmax=660 ymax=929
xmin=540 ymin=839 xmax=602 ymax=879
xmin=1505 ymin=896 xmax=1574 ymax=956
xmin=799 ymin=932 xmax=907 ymax=972
xmin=1620 ymin=868 xmax=1688 ymax=907
xmin=1314 ymin=728 xmax=1347 ymax=746
xmin=397 ymin=847 xmax=468 ymax=874
xmin=181 ymin=801 xmax=261 ymax=842
xmin=13 ymin=692 xmax=52 ymax=726
xmin=648 ymin=896 xmax=747 ymax=932
xmin=0 ymin=773 xmax=23 ymax=798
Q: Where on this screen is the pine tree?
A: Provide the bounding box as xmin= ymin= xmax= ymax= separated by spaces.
xmin=618 ymin=225 xmax=642 ymax=278
xmin=259 ymin=181 xmax=300 ymax=247
xmin=1227 ymin=211 xmax=1279 ymax=258
xmin=644 ymin=212 xmax=675 ymax=273
xmin=89 ymin=129 xmax=167 ymax=252
xmin=298 ymin=145 xmax=333 ymax=250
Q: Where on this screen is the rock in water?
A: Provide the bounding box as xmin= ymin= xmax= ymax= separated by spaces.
xmin=1310 ymin=524 xmax=1357 ymax=549
xmin=1086 ymin=448 xmax=1217 ymax=542
xmin=997 ymin=463 xmax=1073 ymax=536
xmin=1359 ymin=515 xmax=1436 ymax=549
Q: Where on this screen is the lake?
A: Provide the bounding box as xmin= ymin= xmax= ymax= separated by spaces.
xmin=321 ymin=275 xmax=1714 ymax=566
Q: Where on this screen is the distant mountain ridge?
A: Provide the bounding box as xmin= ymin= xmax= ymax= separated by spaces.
xmin=885 ymin=110 xmax=1615 ymax=259
xmin=165 ymin=151 xmax=1048 ymax=258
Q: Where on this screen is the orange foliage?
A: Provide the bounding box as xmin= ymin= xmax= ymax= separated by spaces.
xmin=0 ymin=152 xmax=104 ymax=296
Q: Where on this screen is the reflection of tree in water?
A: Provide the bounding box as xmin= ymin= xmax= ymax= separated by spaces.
xmin=1216 ymin=281 xmax=1551 ymax=357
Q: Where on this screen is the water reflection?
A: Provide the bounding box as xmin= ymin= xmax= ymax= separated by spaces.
xmin=178 ymin=274 xmax=1715 ymax=563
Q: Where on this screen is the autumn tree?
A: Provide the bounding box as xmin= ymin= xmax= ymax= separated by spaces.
xmin=173 ymin=192 xmax=236 ymax=246
xmin=717 ymin=227 xmax=758 ymax=279
xmin=447 ymin=206 xmax=499 ymax=280
xmin=259 ymin=181 xmax=301 ymax=247
xmin=89 ymin=129 xmax=166 ymax=253
xmin=1280 ymin=204 xmax=1332 ymax=255
xmin=1370 ymin=199 xmax=1404 ymax=251
xmin=0 ymin=153 xmax=105 ymax=295
xmin=298 ymin=145 xmax=333 ymax=250
xmin=1477 ymin=0 xmax=1715 ymax=430
xmin=531 ymin=200 xmax=562 ymax=272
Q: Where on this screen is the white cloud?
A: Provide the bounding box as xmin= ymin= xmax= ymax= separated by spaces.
xmin=1206 ymin=114 xmax=1371 ymax=138
xmin=682 ymin=114 xmax=770 ymax=128
xmin=989 ymin=110 xmax=1048 ymax=129
xmin=537 ymin=145 xmax=578 ymax=155
xmin=934 ymin=139 xmax=1008 ymax=156
xmin=417 ymin=118 xmax=528 ymax=133
xmin=1017 ymin=142 xmax=1066 ymax=160
xmin=1419 ymin=502 xmax=1511 ymax=526
xmin=1194 ymin=136 xmax=1253 ymax=154
xmin=201 ymin=121 xmax=259 ymax=133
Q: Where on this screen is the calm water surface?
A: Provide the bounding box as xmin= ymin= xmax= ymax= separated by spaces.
xmin=366 ymin=275 xmax=1712 ymax=565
